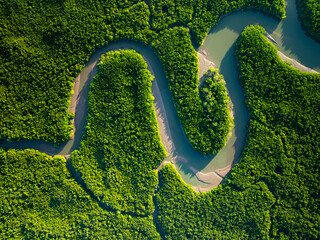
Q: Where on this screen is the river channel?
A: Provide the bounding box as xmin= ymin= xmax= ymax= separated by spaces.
xmin=176 ymin=0 xmax=320 ymax=189
xmin=1 ymin=0 xmax=319 ymax=190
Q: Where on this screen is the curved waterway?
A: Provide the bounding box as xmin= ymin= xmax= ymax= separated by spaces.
xmin=1 ymin=0 xmax=320 ymax=191
xmin=176 ymin=0 xmax=320 ymax=190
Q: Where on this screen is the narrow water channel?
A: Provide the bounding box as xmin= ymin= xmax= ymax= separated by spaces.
xmin=176 ymin=0 xmax=320 ymax=188
xmin=1 ymin=0 xmax=319 ymax=190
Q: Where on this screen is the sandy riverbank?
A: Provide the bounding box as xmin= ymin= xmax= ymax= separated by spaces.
xmin=152 ymin=80 xmax=176 ymax=155
xmin=198 ymin=50 xmax=216 ymax=87
xmin=68 ymin=60 xmax=98 ymax=141
xmin=67 ymin=45 xmax=178 ymax=157
xmin=153 ymin=51 xmax=235 ymax=193
xmin=181 ymin=40 xmax=319 ymax=193
xmin=277 ymin=51 xmax=319 ymax=73
xmin=10 ymin=42 xmax=234 ymax=193
xmin=264 ymin=34 xmax=318 ymax=73
xmin=2 ymin=43 xmax=238 ymax=193
xmin=170 ymin=154 xmax=234 ymax=193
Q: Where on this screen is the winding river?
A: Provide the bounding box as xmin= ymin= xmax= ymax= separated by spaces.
xmin=1 ymin=0 xmax=320 ymax=191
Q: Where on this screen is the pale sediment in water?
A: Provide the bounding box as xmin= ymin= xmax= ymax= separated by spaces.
xmin=68 ymin=51 xmax=179 ymax=157
xmin=264 ymin=35 xmax=319 ymax=73
xmin=156 ymin=51 xmax=236 ymax=193
xmin=169 ymin=155 xmax=233 ymax=193
xmin=71 ymin=46 xmax=236 ymax=193
xmin=277 ymin=51 xmax=319 ymax=73
xmin=152 ymin=79 xmax=176 ymax=155
xmin=68 ymin=60 xmax=98 ymax=141
xmin=198 ymin=50 xmax=216 ymax=86
xmin=69 ymin=73 xmax=80 ymax=139
xmin=3 ymin=0 xmax=320 ymax=193
xmin=264 ymin=31 xmax=279 ymax=45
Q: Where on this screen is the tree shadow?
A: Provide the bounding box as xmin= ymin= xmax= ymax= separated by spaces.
xmin=272 ymin=0 xmax=320 ymax=70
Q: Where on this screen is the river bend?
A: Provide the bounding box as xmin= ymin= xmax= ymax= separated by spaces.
xmin=1 ymin=0 xmax=319 ymax=191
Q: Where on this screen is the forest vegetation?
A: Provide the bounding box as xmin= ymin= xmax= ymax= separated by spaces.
xmin=71 ymin=50 xmax=166 ymax=216
xmin=199 ymin=68 xmax=234 ymax=152
xmin=296 ymin=0 xmax=320 ymax=41
xmin=151 ymin=28 xmax=233 ymax=153
xmin=0 ymin=148 xmax=160 ymax=239
xmin=0 ymin=0 xmax=285 ymax=151
xmin=150 ymin=0 xmax=285 ymax=45
xmin=2 ymin=0 xmax=318 ymax=239
xmin=156 ymin=25 xmax=320 ymax=239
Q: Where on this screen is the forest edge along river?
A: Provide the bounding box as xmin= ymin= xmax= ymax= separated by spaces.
xmin=1 ymin=0 xmax=319 ymax=192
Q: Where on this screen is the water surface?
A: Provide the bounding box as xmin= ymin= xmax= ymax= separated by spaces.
xmin=177 ymin=0 xmax=320 ymax=186
xmin=2 ymin=0 xmax=319 ymax=189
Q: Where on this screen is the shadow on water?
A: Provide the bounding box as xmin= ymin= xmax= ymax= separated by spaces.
xmin=173 ymin=11 xmax=281 ymax=187
xmin=0 ymin=42 xmax=168 ymax=157
xmin=1 ymin=0 xmax=319 ymax=187
xmin=174 ymin=45 xmax=248 ymax=188
xmin=177 ymin=0 xmax=320 ymax=186
xmin=220 ymin=45 xmax=248 ymax=163
xmin=203 ymin=1 xmax=320 ymax=72
xmin=271 ymin=0 xmax=320 ymax=71
xmin=0 ymin=50 xmax=98 ymax=156
xmin=202 ymin=10 xmax=280 ymax=68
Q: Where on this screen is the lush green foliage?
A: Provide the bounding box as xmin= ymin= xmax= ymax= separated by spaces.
xmin=110 ymin=2 xmax=153 ymax=41
xmin=3 ymin=1 xmax=309 ymax=238
xmin=152 ymin=28 xmax=232 ymax=154
xmin=0 ymin=0 xmax=286 ymax=144
xmin=156 ymin=25 xmax=320 ymax=239
xmin=189 ymin=0 xmax=286 ymax=46
xmin=200 ymin=68 xmax=234 ymax=151
xmin=234 ymin=25 xmax=320 ymax=239
xmin=71 ymin=50 xmax=166 ymax=215
xmin=149 ymin=0 xmax=285 ymax=46
xmin=296 ymin=0 xmax=320 ymax=41
xmin=149 ymin=0 xmax=195 ymax=30
xmin=0 ymin=0 xmax=147 ymax=143
xmin=157 ymin=164 xmax=275 ymax=239
xmin=0 ymin=148 xmax=160 ymax=239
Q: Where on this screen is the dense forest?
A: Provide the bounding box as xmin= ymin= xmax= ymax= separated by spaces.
xmin=156 ymin=25 xmax=320 ymax=239
xmin=71 ymin=50 xmax=166 ymax=215
xmin=0 ymin=0 xmax=285 ymax=150
xmin=0 ymin=149 xmax=160 ymax=239
xmin=150 ymin=0 xmax=285 ymax=45
xmin=2 ymin=0 xmax=319 ymax=239
xmin=151 ymin=27 xmax=233 ymax=153
xmin=296 ymin=0 xmax=320 ymax=41
xmin=199 ymin=68 xmax=234 ymax=152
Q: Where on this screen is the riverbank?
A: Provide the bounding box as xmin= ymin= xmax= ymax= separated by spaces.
xmin=277 ymin=51 xmax=319 ymax=73
xmin=2 ymin=41 xmax=230 ymax=192
xmin=135 ymin=46 xmax=231 ymax=193
xmin=70 ymin=44 xmax=178 ymax=157
xmin=3 ymin=32 xmax=318 ymax=194
xmin=68 ymin=60 xmax=98 ymax=140
xmin=155 ymin=51 xmax=236 ymax=193
xmin=264 ymin=34 xmax=319 ymax=73
xmin=151 ymin=67 xmax=176 ymax=155
xmin=197 ymin=50 xmax=216 ymax=86
xmin=169 ymin=155 xmax=235 ymax=192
